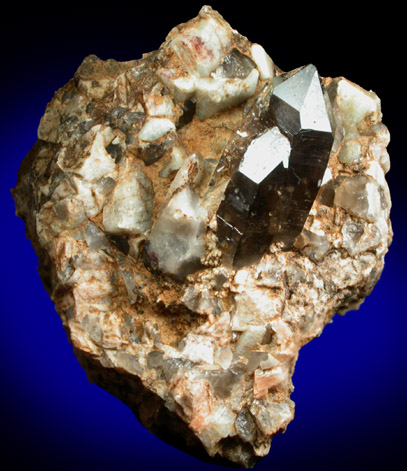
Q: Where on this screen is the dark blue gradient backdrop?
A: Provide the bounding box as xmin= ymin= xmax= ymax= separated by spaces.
xmin=1 ymin=4 xmax=405 ymax=470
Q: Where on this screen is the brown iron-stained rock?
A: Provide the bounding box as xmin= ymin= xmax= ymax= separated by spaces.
xmin=12 ymin=5 xmax=392 ymax=468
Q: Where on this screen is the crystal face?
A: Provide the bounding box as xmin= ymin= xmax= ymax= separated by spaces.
xmin=214 ymin=48 xmax=256 ymax=79
xmin=216 ymin=64 xmax=334 ymax=268
xmin=11 ymin=5 xmax=392 ymax=469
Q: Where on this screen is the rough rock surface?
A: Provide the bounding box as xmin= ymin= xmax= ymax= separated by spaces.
xmin=12 ymin=6 xmax=392 ymax=468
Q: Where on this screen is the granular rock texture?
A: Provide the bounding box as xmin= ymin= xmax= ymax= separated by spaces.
xmin=12 ymin=6 xmax=392 ymax=468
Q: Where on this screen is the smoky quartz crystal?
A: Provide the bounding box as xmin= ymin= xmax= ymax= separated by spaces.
xmin=216 ymin=64 xmax=334 ymax=268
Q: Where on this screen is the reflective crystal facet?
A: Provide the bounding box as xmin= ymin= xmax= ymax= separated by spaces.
xmin=217 ymin=64 xmax=334 ymax=268
xmin=214 ymin=48 xmax=256 ymax=79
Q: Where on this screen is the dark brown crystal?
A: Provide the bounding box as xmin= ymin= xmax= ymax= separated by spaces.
xmin=214 ymin=48 xmax=256 ymax=79
xmin=216 ymin=64 xmax=334 ymax=268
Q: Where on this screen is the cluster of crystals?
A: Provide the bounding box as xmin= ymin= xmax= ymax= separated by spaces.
xmin=141 ymin=7 xmax=275 ymax=279
xmin=216 ymin=64 xmax=334 ymax=268
xmin=141 ymin=17 xmax=336 ymax=278
xmin=12 ymin=6 xmax=392 ymax=469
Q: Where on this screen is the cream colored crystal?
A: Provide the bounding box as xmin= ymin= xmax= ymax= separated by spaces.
xmin=251 ymin=43 xmax=274 ymax=79
xmin=138 ymin=117 xmax=175 ymax=142
xmin=102 ymin=165 xmax=154 ymax=235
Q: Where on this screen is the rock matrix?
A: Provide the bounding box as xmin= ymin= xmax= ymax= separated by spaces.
xmin=12 ymin=6 xmax=392 ymax=467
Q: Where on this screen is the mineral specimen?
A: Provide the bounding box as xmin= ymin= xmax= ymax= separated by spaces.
xmin=216 ymin=64 xmax=334 ymax=268
xmin=12 ymin=5 xmax=392 ymax=468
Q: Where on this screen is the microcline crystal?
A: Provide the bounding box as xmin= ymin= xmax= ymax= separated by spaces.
xmin=12 ymin=6 xmax=392 ymax=468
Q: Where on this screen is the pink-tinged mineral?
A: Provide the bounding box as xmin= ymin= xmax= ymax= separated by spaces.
xmin=12 ymin=6 xmax=392 ymax=467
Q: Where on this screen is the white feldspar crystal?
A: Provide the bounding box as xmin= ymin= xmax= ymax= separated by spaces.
xmin=250 ymin=44 xmax=274 ymax=79
xmin=145 ymin=84 xmax=175 ymax=117
xmin=159 ymin=145 xmax=187 ymax=178
xmin=232 ymin=286 xmax=283 ymax=331
xmin=338 ymin=139 xmax=362 ymax=164
xmin=197 ymin=405 xmax=235 ymax=451
xmin=164 ymin=70 xmax=260 ymax=120
xmin=260 ymin=354 xmax=279 ymax=370
xmin=162 ymin=9 xmax=261 ymax=120
xmin=103 ymin=166 xmax=154 ymax=235
xmin=73 ymin=125 xmax=116 ymax=181
xmin=138 ymin=117 xmax=175 ymax=142
xmin=368 ymin=123 xmax=391 ymax=173
xmin=71 ymin=177 xmax=100 ymax=217
xmin=181 ymin=333 xmax=214 ymax=364
xmin=336 ymin=79 xmax=381 ymax=131
xmin=147 ymin=187 xmax=207 ymax=279
xmin=253 ymin=367 xmax=287 ymax=399
xmin=364 ymin=159 xmax=386 ymax=186
xmin=170 ymin=75 xmax=197 ymax=102
xmin=195 ymin=69 xmax=259 ymax=120
xmin=170 ymin=12 xmax=232 ymax=77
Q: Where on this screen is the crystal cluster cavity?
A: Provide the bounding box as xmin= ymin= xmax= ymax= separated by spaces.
xmin=12 ymin=6 xmax=392 ymax=468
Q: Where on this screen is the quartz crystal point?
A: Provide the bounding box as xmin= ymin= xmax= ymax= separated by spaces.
xmin=12 ymin=5 xmax=392 ymax=469
xmin=217 ymin=64 xmax=334 ymax=268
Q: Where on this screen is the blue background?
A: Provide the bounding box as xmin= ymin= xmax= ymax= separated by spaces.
xmin=1 ymin=3 xmax=405 ymax=470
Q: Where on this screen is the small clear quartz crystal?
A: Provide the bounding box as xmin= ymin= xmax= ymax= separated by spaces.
xmin=12 ymin=6 xmax=392 ymax=469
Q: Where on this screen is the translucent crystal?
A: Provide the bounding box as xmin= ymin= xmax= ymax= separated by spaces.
xmin=214 ymin=48 xmax=256 ymax=79
xmin=142 ymin=187 xmax=207 ymax=280
xmin=102 ymin=166 xmax=154 ymax=236
xmin=235 ymin=408 xmax=257 ymax=443
xmin=217 ymin=64 xmax=334 ymax=268
xmin=334 ymin=175 xmax=387 ymax=222
xmin=217 ymin=127 xmax=291 ymax=267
